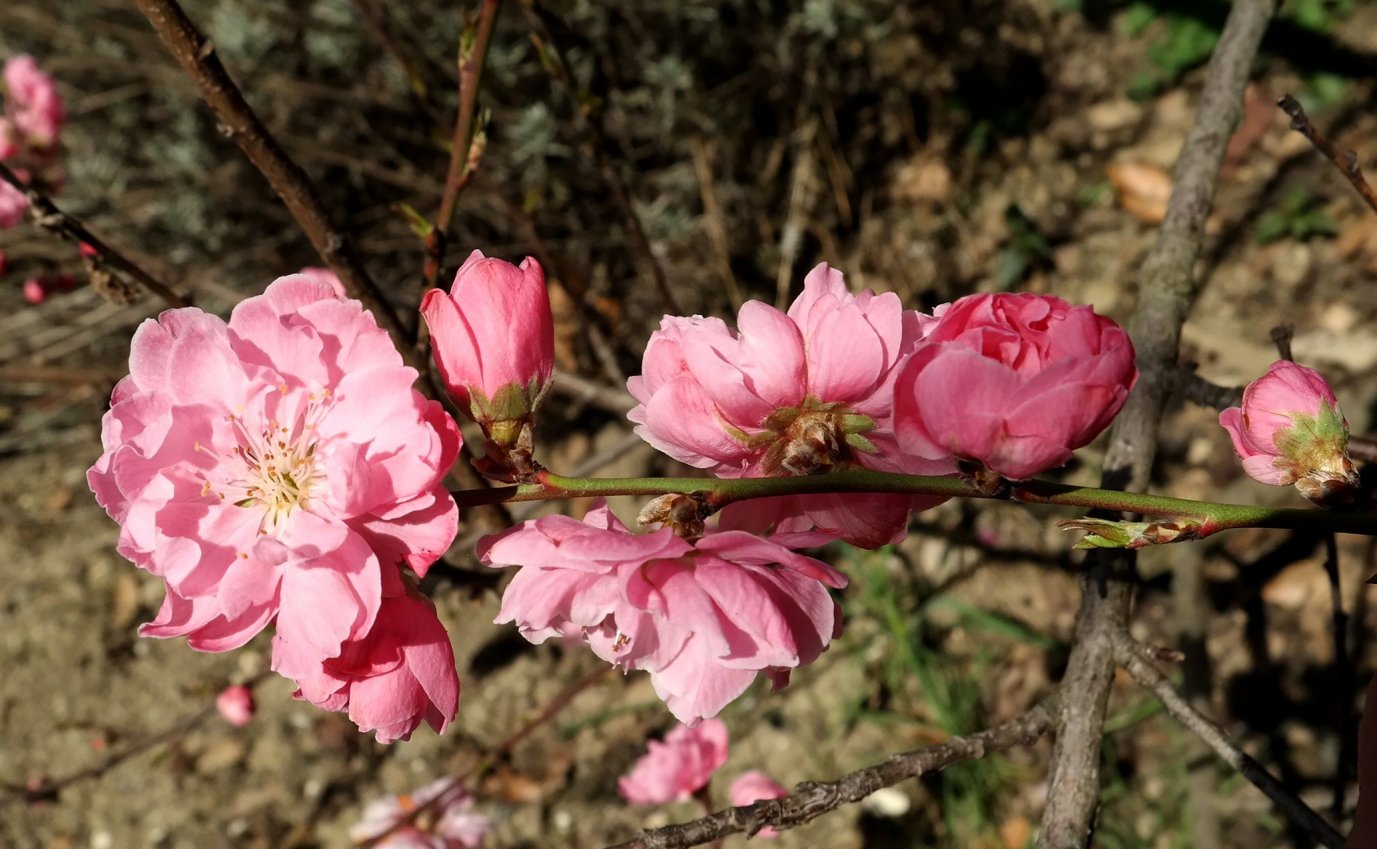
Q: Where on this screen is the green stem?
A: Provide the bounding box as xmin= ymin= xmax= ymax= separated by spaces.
xmin=450 ymin=469 xmax=1377 ymax=537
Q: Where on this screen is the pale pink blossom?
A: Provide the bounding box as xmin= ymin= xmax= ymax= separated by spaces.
xmin=350 ymin=779 xmax=492 ymax=848
xmin=88 ymin=276 xmax=461 ymax=737
xmin=628 ymin=263 xmax=952 ymax=547
xmin=729 ymin=770 xmax=789 ymax=838
xmin=894 ymin=292 xmax=1136 ymax=480
xmin=3 ymin=56 xmax=64 ymax=149
xmin=1220 ymin=360 xmax=1358 ymax=504
xmin=421 ymin=250 xmax=554 ymax=426
xmin=0 ymin=178 xmax=26 ymax=228
xmin=215 ymin=685 xmax=255 ymax=727
xmin=479 ymin=503 xmax=845 ymax=724
xmin=291 ymin=583 xmax=459 ymax=743
xmin=618 ymin=719 xmax=729 ymax=804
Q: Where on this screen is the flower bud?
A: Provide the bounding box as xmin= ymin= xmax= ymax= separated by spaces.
xmin=215 ymin=685 xmax=255 ymax=728
xmin=1219 ymin=360 xmax=1358 ymax=506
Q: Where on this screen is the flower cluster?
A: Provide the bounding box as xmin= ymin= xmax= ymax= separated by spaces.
xmin=2 ymin=55 xmax=70 ymax=299
xmin=351 ymin=779 xmax=493 ymax=849
xmin=89 ymin=276 xmax=461 ymax=741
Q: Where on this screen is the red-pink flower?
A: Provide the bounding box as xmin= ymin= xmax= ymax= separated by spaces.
xmin=291 ymin=583 xmax=459 ymax=743
xmin=479 ymin=504 xmax=845 ymax=724
xmin=88 ymin=275 xmax=461 ymax=736
xmin=3 ymin=56 xmax=64 ymax=150
xmin=420 ymin=250 xmax=554 ymax=428
xmin=215 ymin=685 xmax=255 ymax=727
xmin=628 ymin=263 xmax=952 ymax=547
xmin=729 ymin=770 xmax=789 ymax=838
xmin=894 ymin=292 xmax=1136 ymax=480
xmin=618 ymin=719 xmax=729 ymax=804
xmin=1219 ymin=360 xmax=1357 ymax=504
xmin=350 ymin=779 xmax=492 ymax=848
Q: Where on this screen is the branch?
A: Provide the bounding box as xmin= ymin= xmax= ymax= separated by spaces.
xmin=131 ymin=0 xmax=404 ymax=341
xmin=0 ymin=161 xmax=187 ymax=308
xmin=602 ymin=697 xmax=1059 ymax=849
xmin=1114 ymin=636 xmax=1344 ymax=849
xmin=1278 ymin=93 xmax=1377 ymax=217
xmin=1037 ymin=1 xmax=1277 ymax=846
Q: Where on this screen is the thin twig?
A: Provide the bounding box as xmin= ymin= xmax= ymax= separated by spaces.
xmin=602 ymin=696 xmax=1059 ymax=849
xmin=519 ymin=0 xmax=681 ymax=314
xmin=1324 ymin=534 xmax=1354 ymax=817
xmin=1114 ymin=635 xmax=1344 ymax=849
xmin=1037 ymin=2 xmax=1277 ymax=846
xmin=1278 ymin=93 xmax=1377 ymax=217
xmin=0 ymin=161 xmax=186 ymax=308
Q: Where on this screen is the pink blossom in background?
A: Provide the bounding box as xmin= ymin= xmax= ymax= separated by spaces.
xmin=628 ymin=263 xmax=954 ymax=547
xmin=893 ymin=292 xmax=1136 ymax=480
xmin=350 ymin=779 xmax=493 ymax=849
xmin=729 ymin=770 xmax=789 ymax=838
xmin=21 ymin=273 xmax=76 ymax=304
xmin=618 ymin=719 xmax=729 ymax=804
xmin=22 ymin=278 xmax=45 ymax=304
xmin=88 ymin=276 xmax=461 ymax=740
xmin=421 ymin=250 xmax=554 ymax=426
xmin=1219 ymin=359 xmax=1358 ymax=504
xmin=0 ymin=178 xmax=26 ymax=228
xmin=215 ymin=685 xmax=255 ymax=727
xmin=2 ymin=55 xmax=65 ymax=150
xmin=480 ymin=503 xmax=845 ymax=724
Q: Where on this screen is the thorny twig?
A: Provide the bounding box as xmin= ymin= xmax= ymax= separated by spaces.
xmin=1278 ymin=93 xmax=1377 ymax=217
xmin=0 ymin=161 xmax=186 ymax=308
xmin=1114 ymin=635 xmax=1345 ymax=849
xmin=1037 ymin=1 xmax=1277 ymax=846
xmin=602 ymin=697 xmax=1060 ymax=849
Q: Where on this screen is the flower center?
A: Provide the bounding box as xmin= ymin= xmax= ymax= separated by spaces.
xmin=238 ymin=423 xmax=320 ymax=530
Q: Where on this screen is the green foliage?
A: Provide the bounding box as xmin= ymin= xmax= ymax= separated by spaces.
xmin=1286 ymin=0 xmax=1355 ymax=33
xmin=1126 ymin=10 xmax=1220 ymax=100
xmin=1255 ymin=187 xmax=1339 ymax=245
xmin=996 ymin=205 xmax=1053 ymax=290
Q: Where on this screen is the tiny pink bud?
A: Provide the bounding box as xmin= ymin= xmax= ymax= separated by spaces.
xmin=728 ymin=770 xmax=789 ymax=839
xmin=78 ymin=242 xmax=98 ymax=259
xmin=215 ymin=685 xmax=255 ymax=727
xmin=1219 ymin=360 xmax=1358 ymax=505
xmin=22 ymin=278 xmax=47 ymax=304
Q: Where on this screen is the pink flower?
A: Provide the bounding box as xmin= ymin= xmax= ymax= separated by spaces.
xmin=293 ymin=266 xmax=347 ymax=298
xmin=479 ymin=503 xmax=845 ymax=724
xmin=628 ymin=263 xmax=952 ymax=547
xmin=618 ymin=719 xmax=729 ymax=804
xmin=0 ymin=178 xmax=27 ymax=228
xmin=292 ymin=583 xmax=459 ymax=743
xmin=21 ymin=273 xmax=76 ymax=304
xmin=894 ymin=292 xmax=1136 ymax=480
xmin=22 ymin=278 xmax=45 ymax=304
xmin=3 ymin=56 xmax=64 ymax=149
xmin=88 ymin=276 xmax=461 ymax=737
xmin=215 ymin=685 xmax=255 ymax=727
xmin=350 ymin=779 xmax=493 ymax=848
xmin=1219 ymin=360 xmax=1358 ymax=504
xmin=729 ymin=770 xmax=789 ymax=838
xmin=421 ymin=250 xmax=554 ymax=428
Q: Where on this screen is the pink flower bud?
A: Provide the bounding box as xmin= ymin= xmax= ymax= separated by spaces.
xmin=1219 ymin=360 xmax=1357 ymax=504
xmin=421 ymin=251 xmax=554 ymax=433
xmin=215 ymin=685 xmax=255 ymax=727
xmin=618 ymin=719 xmax=729 ymax=805
xmin=0 ymin=178 xmax=27 ymax=229
xmin=893 ymin=292 xmax=1136 ymax=480
xmin=728 ymin=770 xmax=789 ymax=838
xmin=22 ymin=278 xmax=46 ymax=304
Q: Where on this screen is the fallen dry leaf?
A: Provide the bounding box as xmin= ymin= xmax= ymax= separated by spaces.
xmin=1107 ymin=161 xmax=1173 ymax=224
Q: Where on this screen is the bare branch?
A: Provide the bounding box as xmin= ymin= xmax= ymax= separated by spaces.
xmin=1037 ymin=2 xmax=1277 ymax=846
xmin=1114 ymin=635 xmax=1345 ymax=849
xmin=1278 ymin=93 xmax=1377 ymax=217
xmin=603 ymin=697 xmax=1059 ymax=849
xmin=0 ymin=161 xmax=187 ymax=308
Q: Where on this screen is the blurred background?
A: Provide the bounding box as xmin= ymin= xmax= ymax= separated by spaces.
xmin=3 ymin=1 xmax=1377 ymax=846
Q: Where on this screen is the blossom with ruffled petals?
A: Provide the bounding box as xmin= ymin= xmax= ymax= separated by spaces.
xmin=88 ymin=275 xmax=461 ymax=737
xmin=350 ymin=779 xmax=492 ymax=848
xmin=479 ymin=504 xmax=844 ymax=724
xmin=619 ymin=719 xmax=729 ymax=804
xmin=628 ymin=263 xmax=952 ymax=547
xmin=894 ymin=292 xmax=1136 ymax=481
xmin=1219 ymin=360 xmax=1358 ymax=505
xmin=729 ymin=770 xmax=789 ymax=838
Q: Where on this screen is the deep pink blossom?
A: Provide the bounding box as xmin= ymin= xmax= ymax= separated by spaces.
xmin=894 ymin=292 xmax=1136 ymax=480
xmin=350 ymin=779 xmax=492 ymax=848
xmin=479 ymin=503 xmax=845 ymax=724
xmin=88 ymin=276 xmax=461 ymax=736
xmin=3 ymin=56 xmax=64 ymax=149
xmin=421 ymin=250 xmax=554 ymax=427
xmin=0 ymin=178 xmax=26 ymax=228
xmin=628 ymin=263 xmax=952 ymax=547
xmin=1219 ymin=360 xmax=1357 ymax=504
xmin=618 ymin=719 xmax=729 ymax=804
xmin=729 ymin=770 xmax=789 ymax=838
xmin=215 ymin=685 xmax=255 ymax=727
